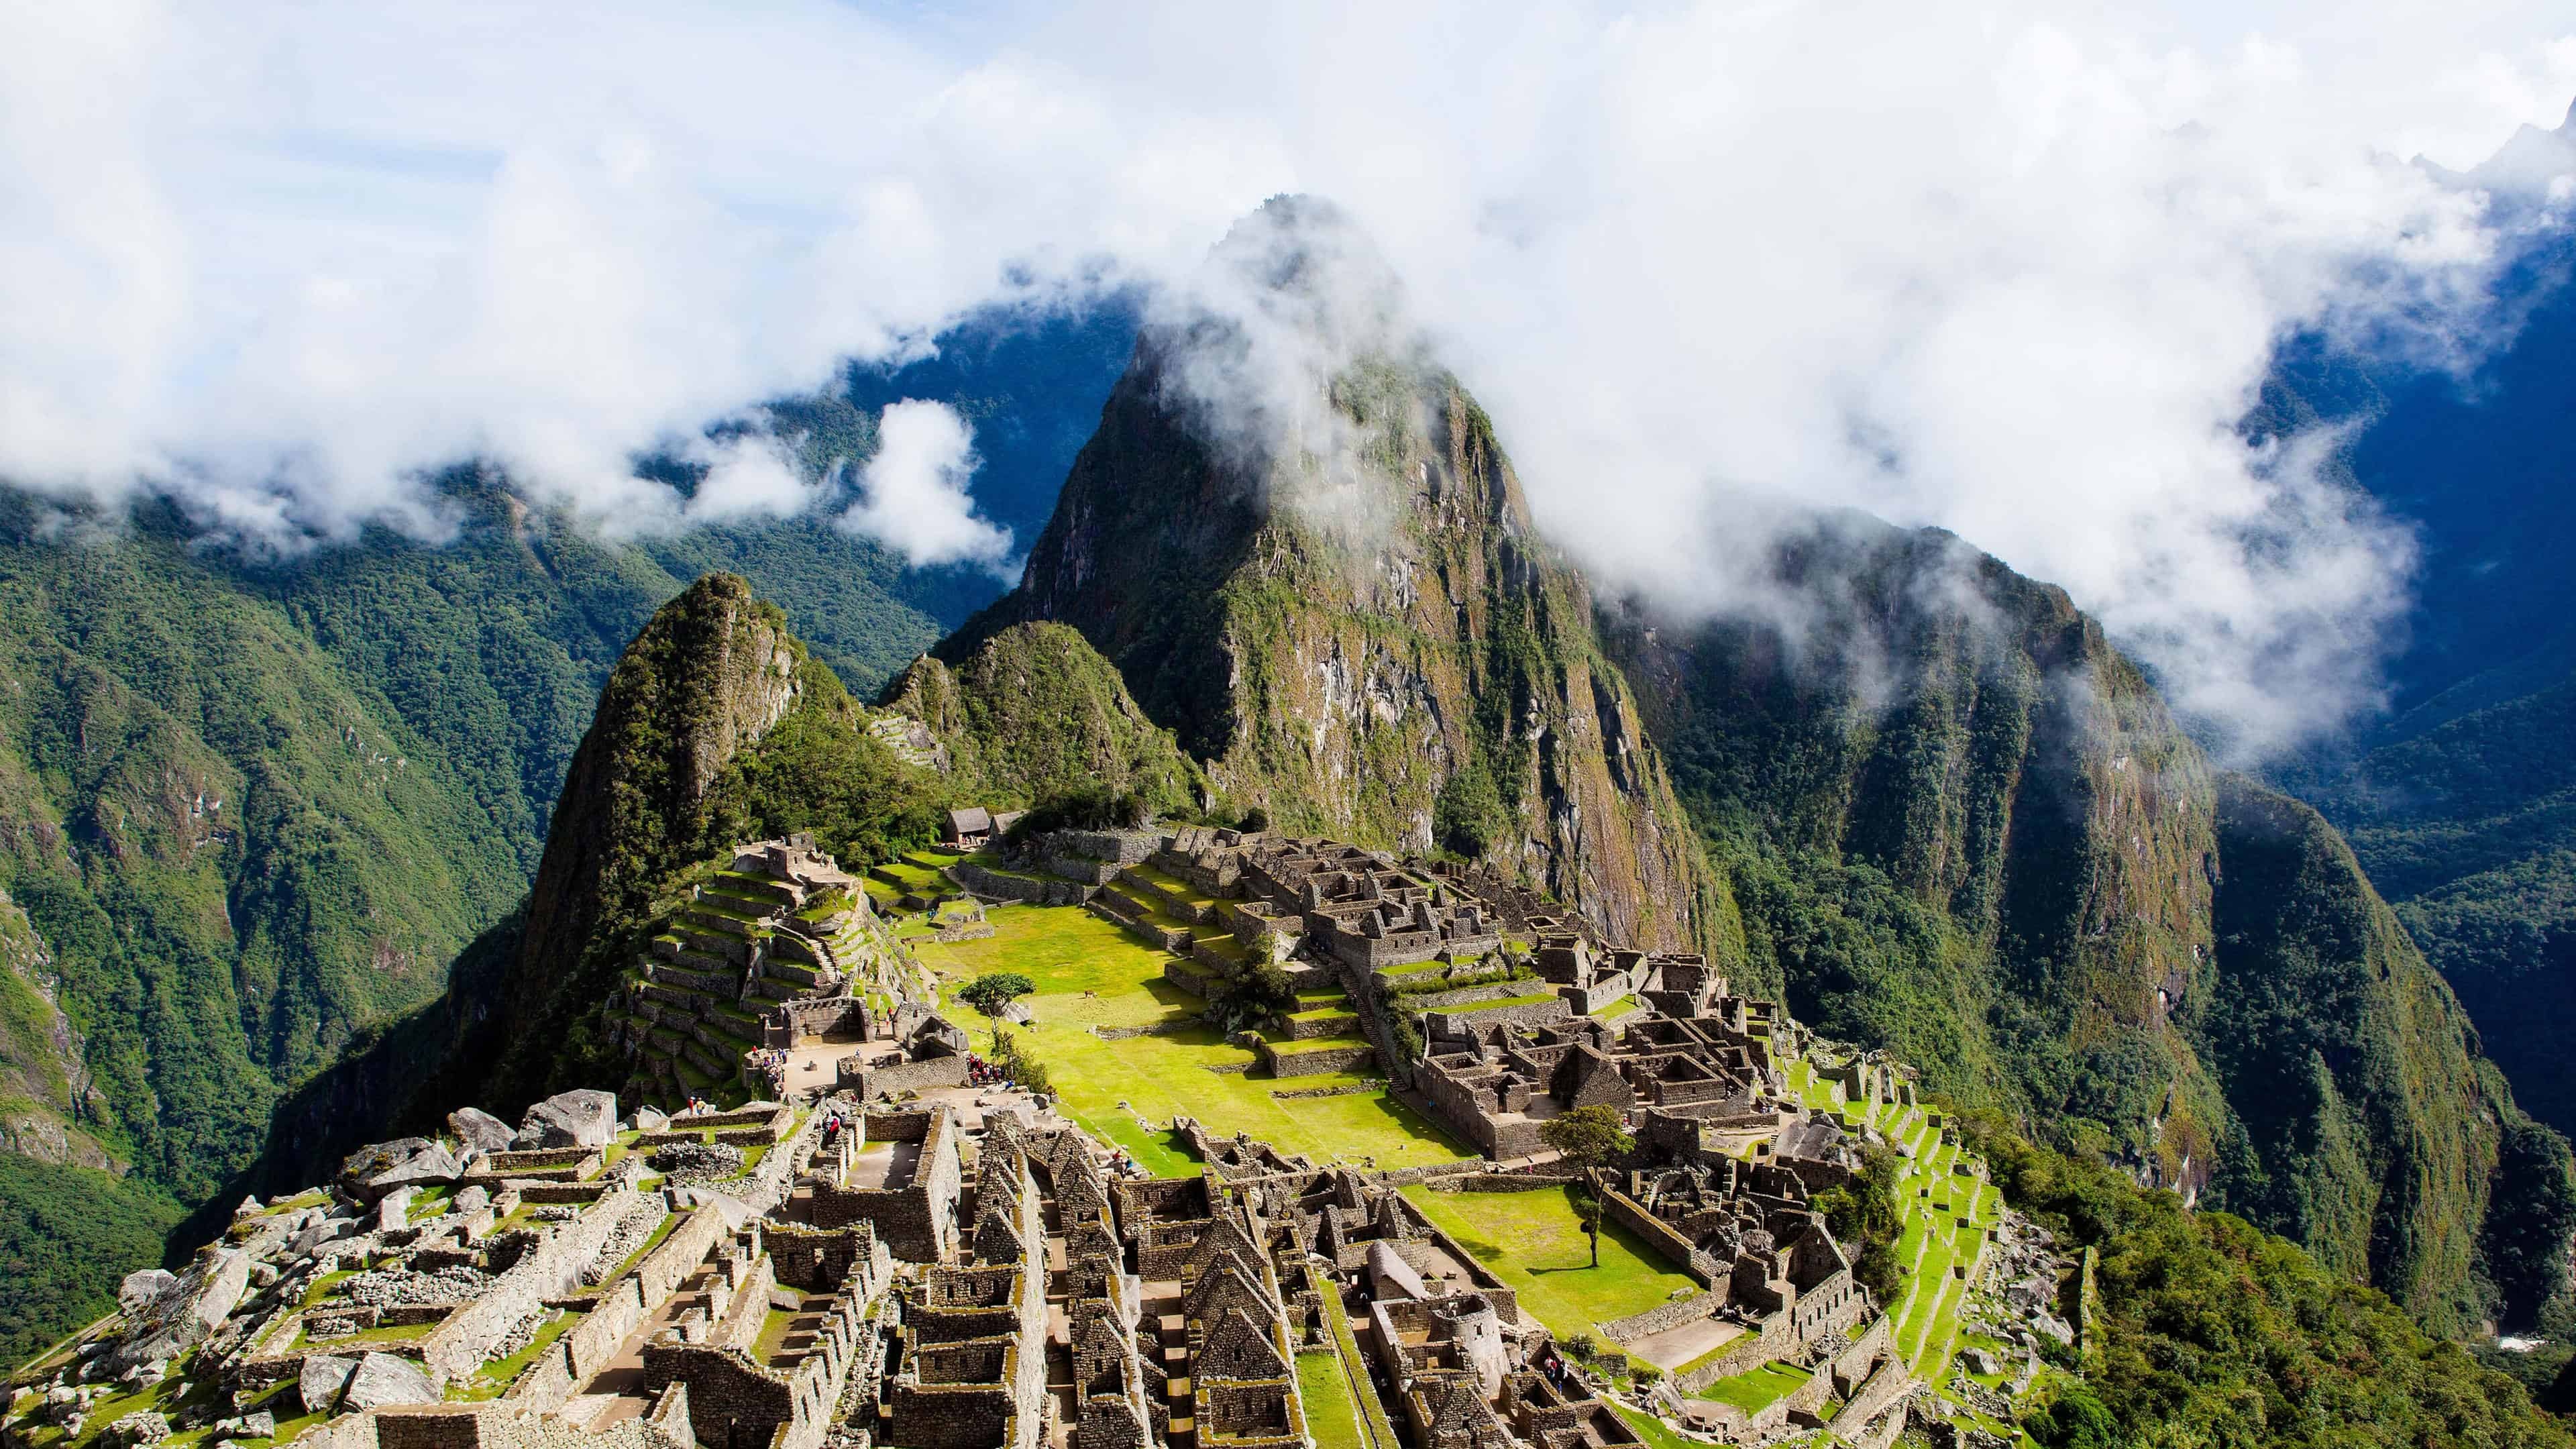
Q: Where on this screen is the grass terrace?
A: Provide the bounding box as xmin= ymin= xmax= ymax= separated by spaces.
xmin=1397 ymin=1186 xmax=1697 ymax=1352
xmin=1693 ymin=1360 xmax=1809 ymax=1412
xmin=1295 ymin=1353 xmax=1368 ymax=1449
xmin=912 ymin=903 xmax=1466 ymax=1175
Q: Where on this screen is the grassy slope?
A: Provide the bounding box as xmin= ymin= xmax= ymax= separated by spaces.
xmin=909 ymin=902 xmax=1464 ymax=1173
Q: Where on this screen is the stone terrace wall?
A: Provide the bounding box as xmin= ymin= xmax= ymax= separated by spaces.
xmin=422 ymin=1186 xmax=643 ymax=1386
xmin=508 ymin=1206 xmax=732 ymax=1413
xmin=1601 ymin=1187 xmax=1723 ymax=1285
xmin=841 ymin=1054 xmax=969 ymax=1099
xmin=1258 ymin=1042 xmax=1377 ymax=1078
xmin=952 ymin=862 xmax=1093 ymax=907
xmin=1422 ymin=998 xmax=1572 ymax=1038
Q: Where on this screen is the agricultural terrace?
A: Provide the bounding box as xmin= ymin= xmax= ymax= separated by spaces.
xmin=906 ymin=900 xmax=1468 ymax=1175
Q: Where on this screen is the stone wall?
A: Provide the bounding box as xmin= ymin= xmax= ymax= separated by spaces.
xmin=1256 ymin=1042 xmax=1377 ymax=1078
xmin=1599 ymin=1291 xmax=1721 ymax=1345
xmin=840 ymin=1054 xmax=969 ymax=1099
xmin=1421 ymin=998 xmax=1572 ymax=1038
xmin=765 ymin=998 xmax=869 ymax=1046
xmin=1600 ymin=1188 xmax=1722 ymax=1285
xmin=951 ymin=863 xmax=1093 ymax=907
xmin=421 ymin=1187 xmax=642 ymax=1386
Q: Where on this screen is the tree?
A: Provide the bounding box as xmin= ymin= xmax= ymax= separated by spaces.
xmin=956 ymin=972 xmax=1035 ymax=1053
xmin=1811 ymin=1144 xmax=1904 ymax=1303
xmin=1540 ymin=1104 xmax=1635 ymax=1268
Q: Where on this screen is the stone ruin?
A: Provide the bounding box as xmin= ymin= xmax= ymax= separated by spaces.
xmin=608 ymin=835 xmax=904 ymax=1102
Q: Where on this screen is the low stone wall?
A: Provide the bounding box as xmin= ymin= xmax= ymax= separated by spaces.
xmin=765 ymin=998 xmax=869 ymax=1047
xmin=950 ymin=862 xmax=1092 ymax=907
xmin=1049 ymin=829 xmax=1160 ymax=865
xmin=1422 ymin=997 xmax=1572 ymax=1038
xmin=1601 ymin=1187 xmax=1722 ymax=1285
xmin=421 ymin=1187 xmax=641 ymax=1387
xmin=1258 ymin=1042 xmax=1377 ymax=1078
xmin=841 ymin=1053 xmax=969 ymax=1100
xmin=1424 ymin=1173 xmax=1564 ymax=1193
xmin=1599 ymin=1291 xmax=1721 ymax=1345
xmin=1269 ymin=1081 xmax=1383 ymax=1100
xmin=1379 ymin=979 xmax=1530 ymax=1014
xmin=1281 ymin=1012 xmax=1361 ymax=1042
xmin=1672 ymin=1310 xmax=1795 ymax=1392
xmin=1095 ymin=1022 xmax=1191 ymax=1042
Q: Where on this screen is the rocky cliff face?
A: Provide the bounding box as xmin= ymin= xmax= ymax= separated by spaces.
xmin=945 ymin=304 xmax=1720 ymax=952
xmin=1604 ymin=515 xmax=2570 ymax=1332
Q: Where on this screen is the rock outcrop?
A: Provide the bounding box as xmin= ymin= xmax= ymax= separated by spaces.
xmin=926 ymin=201 xmax=1719 ymax=954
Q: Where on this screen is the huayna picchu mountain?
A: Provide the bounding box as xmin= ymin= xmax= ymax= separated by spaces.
xmin=923 ymin=204 xmax=1720 ymax=957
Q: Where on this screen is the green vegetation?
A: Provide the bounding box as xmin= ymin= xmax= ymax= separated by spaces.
xmin=0 ymin=1156 xmax=180 ymax=1364
xmin=1295 ymin=1352 xmax=1366 ymax=1449
xmin=1611 ymin=516 xmax=2569 ymax=1334
xmin=1964 ymin=1109 xmax=2572 ymax=1449
xmin=1538 ymin=1106 xmax=1633 ymax=1268
xmin=1398 ymin=1185 xmax=1696 ymax=1342
xmin=913 ymin=903 xmax=1462 ymax=1173
xmin=1693 ymin=1360 xmax=1809 ymax=1413
xmin=957 ymin=973 xmax=1036 ymax=1052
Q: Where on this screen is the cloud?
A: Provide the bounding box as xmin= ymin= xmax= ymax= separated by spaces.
xmin=837 ymin=400 xmax=1014 ymax=575
xmin=3 ymin=0 xmax=2575 ymax=749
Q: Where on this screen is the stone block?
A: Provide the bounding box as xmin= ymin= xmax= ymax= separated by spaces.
xmin=341 ymin=1353 xmax=439 ymax=1411
xmin=370 ymin=1144 xmax=461 ymax=1191
xmin=447 ymin=1108 xmax=516 ymax=1154
xmin=517 ymin=1090 xmax=618 ymax=1148
xmin=299 ymin=1354 xmax=359 ymax=1414
xmin=117 ymin=1269 xmax=176 ymax=1314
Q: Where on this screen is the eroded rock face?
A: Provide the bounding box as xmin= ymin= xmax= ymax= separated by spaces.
xmin=337 ymin=1353 xmax=438 ymax=1411
xmin=447 ymin=1108 xmax=516 ymax=1154
xmin=516 ymin=1089 xmax=616 ymax=1148
xmin=109 ymin=1249 xmax=250 ymax=1371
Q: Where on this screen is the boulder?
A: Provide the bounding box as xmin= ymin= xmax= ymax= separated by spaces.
xmin=336 ymin=1138 xmax=434 ymax=1196
xmin=368 ymin=1142 xmax=460 ymax=1191
xmin=907 ymin=1014 xmax=971 ymax=1059
xmin=447 ymin=1107 xmax=517 ymax=1155
xmin=633 ymin=1106 xmax=670 ymax=1132
xmin=109 ymin=1249 xmax=251 ymax=1371
xmin=338 ymin=1353 xmax=438 ymax=1411
xmin=374 ymin=1187 xmax=417 ymax=1232
xmin=515 ymin=1089 xmax=616 ymax=1148
xmin=238 ymin=1411 xmax=276 ymax=1439
xmin=117 ymin=1269 xmax=177 ymax=1316
xmin=102 ymin=1411 xmax=169 ymax=1445
xmin=298 ymin=1355 xmax=358 ymax=1415
xmin=453 ymin=1185 xmax=490 ymax=1217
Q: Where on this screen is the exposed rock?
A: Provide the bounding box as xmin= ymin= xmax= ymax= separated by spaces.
xmin=368 ymin=1142 xmax=460 ymax=1190
xmin=453 ymin=1185 xmax=490 ymax=1216
xmin=338 ymin=1353 xmax=439 ymax=1411
xmin=447 ymin=1108 xmax=517 ymax=1155
xmin=298 ymin=1355 xmax=358 ymax=1415
xmin=516 ymin=1089 xmax=616 ymax=1148
xmin=117 ymin=1269 xmax=176 ymax=1315
xmin=336 ymin=1138 xmax=433 ymax=1197
xmin=374 ymin=1187 xmax=417 ymax=1232
xmin=633 ymin=1106 xmax=670 ymax=1132
xmin=109 ymin=1249 xmax=250 ymax=1371
xmin=101 ymin=1411 xmax=169 ymax=1445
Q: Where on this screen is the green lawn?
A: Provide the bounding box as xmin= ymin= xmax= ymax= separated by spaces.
xmin=1297 ymin=1352 xmax=1367 ymax=1449
xmin=1399 ymin=1186 xmax=1699 ymax=1344
xmin=1695 ymin=1360 xmax=1810 ymax=1411
xmin=915 ymin=904 xmax=1467 ymax=1174
xmin=1611 ymin=1403 xmax=1699 ymax=1449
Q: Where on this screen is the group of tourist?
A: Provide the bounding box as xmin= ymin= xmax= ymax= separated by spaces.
xmin=963 ymin=1053 xmax=1014 ymax=1087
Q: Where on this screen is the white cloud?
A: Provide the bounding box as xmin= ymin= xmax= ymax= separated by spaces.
xmin=837 ymin=400 xmax=1014 ymax=575
xmin=2 ymin=0 xmax=2575 ymax=749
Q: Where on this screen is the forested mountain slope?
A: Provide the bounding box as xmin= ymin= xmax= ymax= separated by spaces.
xmin=1602 ymin=515 xmax=2575 ymax=1334
xmin=2256 ymin=186 xmax=2576 ymax=1156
